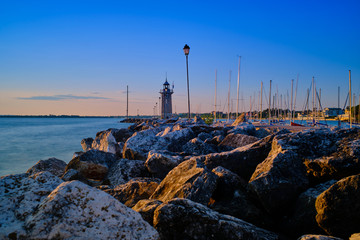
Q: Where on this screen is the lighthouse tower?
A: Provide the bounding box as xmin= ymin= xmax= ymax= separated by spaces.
xmin=160 ymin=78 xmax=174 ymax=119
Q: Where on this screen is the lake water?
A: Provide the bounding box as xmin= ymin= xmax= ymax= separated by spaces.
xmin=0 ymin=117 xmax=132 ymax=177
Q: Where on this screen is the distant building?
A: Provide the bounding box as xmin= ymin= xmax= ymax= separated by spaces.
xmin=323 ymin=108 xmax=344 ymax=118
xmin=160 ymin=78 xmax=173 ymax=119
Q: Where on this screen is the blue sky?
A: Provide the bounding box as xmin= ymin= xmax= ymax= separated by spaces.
xmin=0 ymin=0 xmax=359 ymax=115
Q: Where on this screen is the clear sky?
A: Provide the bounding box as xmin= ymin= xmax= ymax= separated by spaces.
xmin=1 ymin=0 xmax=359 ymax=116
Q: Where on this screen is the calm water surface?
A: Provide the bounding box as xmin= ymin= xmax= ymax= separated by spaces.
xmin=0 ymin=117 xmax=131 ymax=176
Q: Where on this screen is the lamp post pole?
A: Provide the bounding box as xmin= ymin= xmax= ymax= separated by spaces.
xmin=183 ymin=44 xmax=190 ymax=119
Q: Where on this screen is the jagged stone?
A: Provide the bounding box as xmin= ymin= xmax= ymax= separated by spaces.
xmin=26 ymin=158 xmax=67 ymax=177
xmin=182 ymin=137 xmax=217 ymax=155
xmin=106 ymin=158 xmax=149 ymax=186
xmin=219 ymin=133 xmax=259 ymax=149
xmin=65 ymin=150 xmax=119 ymax=180
xmin=0 ymin=172 xmax=63 ymax=239
xmin=150 ymin=159 xmax=218 ymax=205
xmin=145 ymin=150 xmax=184 ymax=179
xmin=153 ymin=198 xmax=279 ymax=240
xmin=132 ymin=199 xmax=163 ymax=225
xmin=103 ymin=178 xmax=160 ymax=208
xmin=316 ymin=174 xmax=360 ymax=238
xmin=285 ymin=180 xmax=337 ymax=236
xmin=192 ymin=134 xmax=274 ymax=181
xmin=24 ymin=181 xmax=159 ymax=240
xmin=81 ymin=137 xmax=93 ymax=151
xmin=231 ymin=113 xmax=247 ymax=125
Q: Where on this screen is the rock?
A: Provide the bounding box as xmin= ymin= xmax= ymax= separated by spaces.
xmin=103 ymin=178 xmax=160 ymax=208
xmin=150 ymin=159 xmax=218 ymax=205
xmin=315 ymin=174 xmax=360 ymax=238
xmin=123 ymin=125 xmax=194 ymax=160
xmin=255 ymin=128 xmax=271 ymax=138
xmin=65 ymin=150 xmax=119 ymax=180
xmin=205 ymin=135 xmax=225 ymax=145
xmin=132 ymin=199 xmax=163 ymax=225
xmin=209 ymin=166 xmax=270 ymax=228
xmin=297 ymin=235 xmax=344 ymax=240
xmin=91 ymin=129 xmax=123 ymax=155
xmin=194 ymin=115 xmax=206 ymax=125
xmin=145 ymin=150 xmax=184 ymax=179
xmin=350 ymin=233 xmax=360 ymax=240
xmin=106 ymin=158 xmax=149 ymax=186
xmin=81 ymin=137 xmax=93 ymax=151
xmin=249 ymin=149 xmax=309 ymax=216
xmin=153 ymin=198 xmax=279 ymax=240
xmin=219 ymin=133 xmax=259 ymax=149
xmin=228 ymin=122 xmax=256 ymax=136
xmin=26 ymin=158 xmax=67 ymax=177
xmin=198 ymin=132 xmax=212 ymax=141
xmin=231 ymin=113 xmax=247 ymax=125
xmin=24 ymin=181 xmax=159 ymax=240
xmin=285 ymin=180 xmax=337 ymax=236
xmin=305 ymin=129 xmax=360 ymax=183
xmin=182 ymin=137 xmax=217 ymax=155
xmin=0 ymin=172 xmax=63 ymax=239
xmin=193 ymin=134 xmax=274 ymax=181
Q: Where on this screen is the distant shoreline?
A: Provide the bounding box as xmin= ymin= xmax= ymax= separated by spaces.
xmin=0 ymin=115 xmax=156 ymax=119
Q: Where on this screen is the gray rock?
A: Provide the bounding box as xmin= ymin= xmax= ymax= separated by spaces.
xmin=285 ymin=180 xmax=337 ymax=236
xmin=316 ymin=174 xmax=360 ymax=238
xmin=145 ymin=150 xmax=184 ymax=179
xmin=0 ymin=172 xmax=63 ymax=239
xmin=192 ymin=134 xmax=274 ymax=181
xmin=249 ymin=149 xmax=309 ymax=216
xmin=24 ymin=181 xmax=159 ymax=240
xmin=65 ymin=150 xmax=119 ymax=180
xmin=103 ymin=178 xmax=160 ymax=208
xmin=182 ymin=137 xmax=217 ymax=155
xmin=81 ymin=137 xmax=93 ymax=151
xmin=150 ymin=159 xmax=218 ymax=205
xmin=219 ymin=133 xmax=259 ymax=149
xmin=106 ymin=158 xmax=149 ymax=186
xmin=132 ymin=199 xmax=163 ymax=225
xmin=153 ymin=198 xmax=279 ymax=240
xmin=26 ymin=157 xmax=67 ymax=177
xmin=210 ymin=167 xmax=271 ymax=228
xmin=231 ymin=113 xmax=247 ymax=125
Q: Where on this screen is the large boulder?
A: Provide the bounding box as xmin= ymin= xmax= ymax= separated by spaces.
xmin=192 ymin=134 xmax=274 ymax=181
xmin=285 ymin=180 xmax=337 ymax=236
xmin=209 ymin=166 xmax=271 ymax=228
xmin=145 ymin=150 xmax=184 ymax=179
xmin=249 ymin=149 xmax=309 ymax=216
xmin=0 ymin=172 xmax=63 ymax=239
xmin=305 ymin=129 xmax=360 ymax=183
xmin=182 ymin=137 xmax=217 ymax=155
xmin=26 ymin=158 xmax=67 ymax=177
xmin=106 ymin=158 xmax=149 ymax=186
xmin=315 ymin=174 xmax=360 ymax=238
xmin=123 ymin=125 xmax=194 ymax=160
xmin=219 ymin=133 xmax=259 ymax=149
xmin=81 ymin=137 xmax=94 ymax=151
xmin=132 ymin=199 xmax=163 ymax=225
xmin=231 ymin=113 xmax=247 ymax=125
xmin=150 ymin=159 xmax=218 ymax=205
xmin=65 ymin=150 xmax=119 ymax=180
xmin=103 ymin=178 xmax=160 ymax=208
xmin=24 ymin=181 xmax=159 ymax=240
xmin=153 ymin=198 xmax=279 ymax=240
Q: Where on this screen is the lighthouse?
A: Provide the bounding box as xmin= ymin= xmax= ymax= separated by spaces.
xmin=160 ymin=78 xmax=174 ymax=119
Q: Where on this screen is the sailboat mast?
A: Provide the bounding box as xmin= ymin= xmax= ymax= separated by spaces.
xmin=236 ymin=56 xmax=241 ymax=117
xmin=312 ymin=76 xmax=315 ymax=123
xmin=260 ymin=81 xmax=263 ymax=121
xmin=126 ymin=85 xmax=129 ymax=119
xmin=214 ymin=69 xmax=217 ymax=122
xmin=290 ymin=79 xmax=294 ymax=125
xmin=269 ymin=80 xmax=272 ymax=125
xmin=228 ymin=70 xmax=231 ymax=122
xmin=293 ymin=74 xmax=298 ymax=121
xmin=349 ymin=70 xmax=352 ymax=128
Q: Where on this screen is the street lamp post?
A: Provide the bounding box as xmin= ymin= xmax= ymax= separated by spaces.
xmin=183 ymin=44 xmax=190 ymax=119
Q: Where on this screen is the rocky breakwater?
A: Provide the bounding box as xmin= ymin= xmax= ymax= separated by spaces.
xmin=1 ymin=116 xmax=360 ymax=239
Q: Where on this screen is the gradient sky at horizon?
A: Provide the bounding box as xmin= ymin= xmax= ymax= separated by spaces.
xmin=1 ymin=0 xmax=359 ymax=116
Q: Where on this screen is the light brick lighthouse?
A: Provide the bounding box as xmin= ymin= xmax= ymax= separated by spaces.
xmin=160 ymin=78 xmax=173 ymax=119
